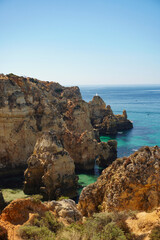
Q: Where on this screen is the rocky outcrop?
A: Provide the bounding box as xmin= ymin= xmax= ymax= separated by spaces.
xmin=78 ymin=146 xmax=160 ymax=216
xmin=0 ymin=197 xmax=82 ymax=240
xmin=24 ymin=131 xmax=78 ymax=199
xmin=89 ymin=96 xmax=133 ymax=135
xmin=47 ymin=199 xmax=82 ymax=224
xmin=62 ymin=130 xmax=117 ymax=170
xmin=0 ymin=74 xmax=81 ymax=173
xmin=0 ymin=73 xmax=132 ymax=176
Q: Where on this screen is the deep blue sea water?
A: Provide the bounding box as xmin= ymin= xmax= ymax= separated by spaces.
xmin=78 ymin=85 xmax=160 ymax=190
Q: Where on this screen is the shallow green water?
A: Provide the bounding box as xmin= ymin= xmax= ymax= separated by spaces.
xmin=77 ymin=173 xmax=98 ymax=195
xmin=78 ymin=85 xmax=160 ymax=194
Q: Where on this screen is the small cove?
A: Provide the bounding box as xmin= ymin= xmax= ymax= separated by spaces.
xmin=78 ymin=85 xmax=160 ymax=192
xmin=1 ymin=85 xmax=160 ymax=203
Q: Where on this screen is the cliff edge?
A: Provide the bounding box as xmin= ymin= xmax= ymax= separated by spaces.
xmin=0 ymin=73 xmax=132 ymax=177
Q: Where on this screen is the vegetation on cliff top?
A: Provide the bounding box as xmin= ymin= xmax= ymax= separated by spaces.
xmin=19 ymin=211 xmax=137 ymax=240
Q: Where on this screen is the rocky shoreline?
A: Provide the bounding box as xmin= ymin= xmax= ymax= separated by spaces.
xmin=0 ymin=146 xmax=160 ymax=240
xmin=0 ymin=73 xmax=159 ymax=239
xmin=3 ymin=74 xmax=160 ymax=239
xmin=0 ymin=73 xmax=132 ymax=200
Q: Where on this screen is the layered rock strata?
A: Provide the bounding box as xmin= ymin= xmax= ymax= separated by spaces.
xmin=78 ymin=146 xmax=160 ymax=216
xmin=0 ymin=73 xmax=132 ymax=176
xmin=24 ymin=131 xmax=78 ymax=199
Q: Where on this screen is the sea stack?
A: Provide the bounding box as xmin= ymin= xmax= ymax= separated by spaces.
xmin=24 ymin=131 xmax=78 ymax=199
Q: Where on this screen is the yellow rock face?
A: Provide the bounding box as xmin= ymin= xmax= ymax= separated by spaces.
xmin=0 ymin=74 xmax=120 ymax=174
xmin=24 ymin=132 xmax=78 ymax=199
xmin=78 ymin=146 xmax=160 ymax=216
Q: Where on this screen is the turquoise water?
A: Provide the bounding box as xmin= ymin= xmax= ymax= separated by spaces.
xmin=78 ymin=85 xmax=160 ymax=189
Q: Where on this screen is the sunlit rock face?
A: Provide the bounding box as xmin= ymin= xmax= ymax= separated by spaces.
xmin=0 ymin=73 xmax=81 ymax=173
xmin=0 ymin=73 xmax=132 ymax=177
xmin=24 ymin=131 xmax=78 ymax=199
xmin=78 ymin=146 xmax=160 ymax=216
xmin=89 ymin=96 xmax=133 ymax=135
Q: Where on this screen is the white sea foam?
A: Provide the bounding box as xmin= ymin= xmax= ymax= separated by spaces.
xmin=132 ymin=149 xmax=138 ymax=152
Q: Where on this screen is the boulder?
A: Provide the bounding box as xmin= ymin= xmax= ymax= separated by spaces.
xmin=47 ymin=199 xmax=82 ymax=224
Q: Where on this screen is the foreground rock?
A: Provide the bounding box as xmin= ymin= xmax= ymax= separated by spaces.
xmin=47 ymin=199 xmax=82 ymax=224
xmin=24 ymin=131 xmax=78 ymax=199
xmin=0 ymin=73 xmax=132 ymax=176
xmin=78 ymin=146 xmax=160 ymax=216
xmin=0 ymin=198 xmax=82 ymax=240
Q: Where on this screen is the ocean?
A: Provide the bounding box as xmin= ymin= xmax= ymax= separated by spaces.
xmin=2 ymin=85 xmax=160 ymax=201
xmin=78 ymin=85 xmax=160 ymax=190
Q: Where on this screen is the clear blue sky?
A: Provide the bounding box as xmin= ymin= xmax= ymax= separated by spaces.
xmin=0 ymin=0 xmax=160 ymax=86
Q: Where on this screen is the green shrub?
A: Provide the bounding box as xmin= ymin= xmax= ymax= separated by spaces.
xmin=98 ymin=204 xmax=103 ymax=212
xmin=30 ymin=194 xmax=43 ymax=203
xmin=19 ymin=210 xmax=137 ymax=240
xmin=149 ymin=225 xmax=160 ymax=240
xmin=19 ymin=211 xmax=62 ymax=240
xmin=58 ymin=196 xmax=69 ymax=201
xmin=19 ymin=225 xmax=55 ymax=240
xmin=101 ymin=222 xmax=126 ymax=240
xmin=33 ymin=211 xmax=62 ymax=233
xmin=84 ymin=212 xmax=113 ymax=235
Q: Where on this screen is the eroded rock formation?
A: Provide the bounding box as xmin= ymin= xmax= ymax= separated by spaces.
xmin=0 ymin=73 xmax=132 ymax=177
xmin=89 ymin=96 xmax=133 ymax=135
xmin=78 ymin=146 xmax=160 ymax=216
xmin=24 ymin=131 xmax=78 ymax=199
xmin=0 ymin=74 xmax=81 ymax=174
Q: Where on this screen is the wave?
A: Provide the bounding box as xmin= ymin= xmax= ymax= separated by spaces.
xmin=132 ymin=149 xmax=138 ymax=152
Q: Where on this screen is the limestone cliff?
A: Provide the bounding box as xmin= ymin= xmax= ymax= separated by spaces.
xmin=0 ymin=73 xmax=132 ymax=176
xmin=0 ymin=73 xmax=81 ymax=174
xmin=78 ymin=146 xmax=160 ymax=216
xmin=24 ymin=131 xmax=78 ymax=199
